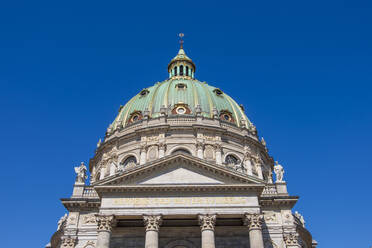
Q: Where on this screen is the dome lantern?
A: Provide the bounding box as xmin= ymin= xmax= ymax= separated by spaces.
xmin=168 ymin=33 xmax=195 ymax=79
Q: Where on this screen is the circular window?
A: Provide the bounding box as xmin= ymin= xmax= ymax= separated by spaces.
xmin=223 ymin=114 xmax=230 ymax=120
xmin=177 ymin=107 xmax=186 ymax=114
xmin=132 ymin=115 xmax=139 ymax=121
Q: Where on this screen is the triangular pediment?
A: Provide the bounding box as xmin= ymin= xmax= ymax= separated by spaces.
xmin=95 ymin=154 xmax=264 ymax=187
xmin=138 ymin=167 xmax=224 ymax=185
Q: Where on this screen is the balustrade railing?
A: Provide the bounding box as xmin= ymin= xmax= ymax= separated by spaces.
xmin=82 ymin=187 xmax=99 ymax=198
xmin=261 ymin=184 xmax=278 ymax=196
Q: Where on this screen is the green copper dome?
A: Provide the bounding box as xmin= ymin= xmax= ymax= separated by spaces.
xmin=110 ymin=48 xmax=253 ymax=130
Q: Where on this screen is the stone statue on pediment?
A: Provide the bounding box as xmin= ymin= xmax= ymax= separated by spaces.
xmin=274 ymin=161 xmax=285 ymax=182
xmin=74 ymin=162 xmax=87 ymax=183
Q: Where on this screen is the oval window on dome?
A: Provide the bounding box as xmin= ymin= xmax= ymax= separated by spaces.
xmin=127 ymin=111 xmax=143 ymax=124
xmin=140 ymin=89 xmax=149 ymax=97
xmin=213 ymin=88 xmax=223 ymax=96
xmin=176 ymin=107 xmax=186 ymax=114
xmin=219 ymin=110 xmax=234 ymax=123
xmin=176 ymin=83 xmax=187 ymax=90
xmin=171 ymin=104 xmax=191 ymax=115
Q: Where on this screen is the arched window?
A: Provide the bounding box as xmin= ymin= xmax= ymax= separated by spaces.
xmin=122 ymin=156 xmax=137 ymax=167
xmin=180 ymin=65 xmax=184 ymax=76
xmin=174 ymin=67 xmax=177 ymax=76
xmin=186 ymin=66 xmax=189 ymax=76
xmin=172 ymin=149 xmax=191 ymax=155
xmin=225 ymin=154 xmax=239 ymax=165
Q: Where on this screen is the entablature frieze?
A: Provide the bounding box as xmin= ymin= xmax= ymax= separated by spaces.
xmin=94 ymin=183 xmax=264 ymax=194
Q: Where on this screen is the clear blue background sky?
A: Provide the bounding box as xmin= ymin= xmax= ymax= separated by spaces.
xmin=0 ymin=0 xmax=371 ymax=247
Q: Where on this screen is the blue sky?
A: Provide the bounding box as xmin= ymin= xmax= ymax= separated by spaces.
xmin=0 ymin=0 xmax=371 ymax=247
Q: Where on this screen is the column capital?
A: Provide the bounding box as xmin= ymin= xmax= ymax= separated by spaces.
xmin=198 ymin=214 xmax=216 ymax=231
xmin=61 ymin=236 xmax=76 ymax=248
xmin=95 ymin=215 xmax=115 ymax=232
xmin=283 ymin=233 xmax=299 ymax=246
xmin=143 ymin=215 xmax=162 ymax=232
xmin=243 ymin=213 xmax=263 ymax=230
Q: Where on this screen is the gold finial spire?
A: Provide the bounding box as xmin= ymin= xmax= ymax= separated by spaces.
xmin=179 ymin=33 xmax=184 ymax=49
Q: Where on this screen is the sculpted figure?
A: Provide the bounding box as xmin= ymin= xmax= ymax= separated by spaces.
xmin=115 ymin=163 xmax=125 ymax=173
xmin=57 ymin=213 xmax=67 ymax=231
xmin=74 ymin=162 xmax=87 ymax=183
xmin=274 ymin=161 xmax=285 ymax=182
xmin=295 ymin=211 xmax=306 ymax=227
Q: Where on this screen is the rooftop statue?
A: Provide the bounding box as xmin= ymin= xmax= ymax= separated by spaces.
xmin=274 ymin=161 xmax=285 ymax=182
xmin=74 ymin=162 xmax=87 ymax=183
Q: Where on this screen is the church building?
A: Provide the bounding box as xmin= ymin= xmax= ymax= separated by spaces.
xmin=47 ymin=39 xmax=317 ymax=248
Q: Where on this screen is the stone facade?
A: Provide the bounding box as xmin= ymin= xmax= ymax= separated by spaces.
xmin=46 ymin=46 xmax=316 ymax=248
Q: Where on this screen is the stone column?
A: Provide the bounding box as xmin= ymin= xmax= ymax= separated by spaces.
xmin=244 ymin=213 xmax=264 ymax=248
xmin=198 ymin=214 xmax=216 ymax=248
xmin=143 ymin=215 xmax=162 ymax=248
xmin=196 ymin=142 xmax=204 ymax=159
xmin=214 ymin=144 xmax=222 ymax=165
xmin=140 ymin=145 xmax=147 ymax=165
xmin=96 ymin=215 xmax=115 ymax=248
xmin=284 ymin=233 xmax=300 ymax=248
xmin=257 ymin=164 xmax=263 ymax=179
xmin=158 ymin=143 xmax=166 ymax=158
xmin=244 ymin=158 xmax=253 ymax=176
xmin=61 ymin=236 xmax=76 ymax=248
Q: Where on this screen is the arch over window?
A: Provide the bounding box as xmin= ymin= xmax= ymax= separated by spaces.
xmin=122 ymin=156 xmax=137 ymax=167
xmin=172 ymin=148 xmax=191 ymax=155
xmin=225 ymin=154 xmax=239 ymax=165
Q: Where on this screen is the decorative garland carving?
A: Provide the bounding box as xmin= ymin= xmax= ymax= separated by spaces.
xmin=95 ymin=215 xmax=115 ymax=232
xmin=283 ymin=233 xmax=299 ymax=246
xmin=198 ymin=214 xmax=216 ymax=231
xmin=244 ymin=213 xmax=263 ymax=230
xmin=143 ymin=215 xmax=162 ymax=232
xmin=61 ymin=236 xmax=76 ymax=248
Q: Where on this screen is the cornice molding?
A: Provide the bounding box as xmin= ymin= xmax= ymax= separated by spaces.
xmin=94 ymin=184 xmax=265 ymax=195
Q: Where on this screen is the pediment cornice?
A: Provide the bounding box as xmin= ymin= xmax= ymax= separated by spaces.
xmin=92 ymin=153 xmax=264 ymax=187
